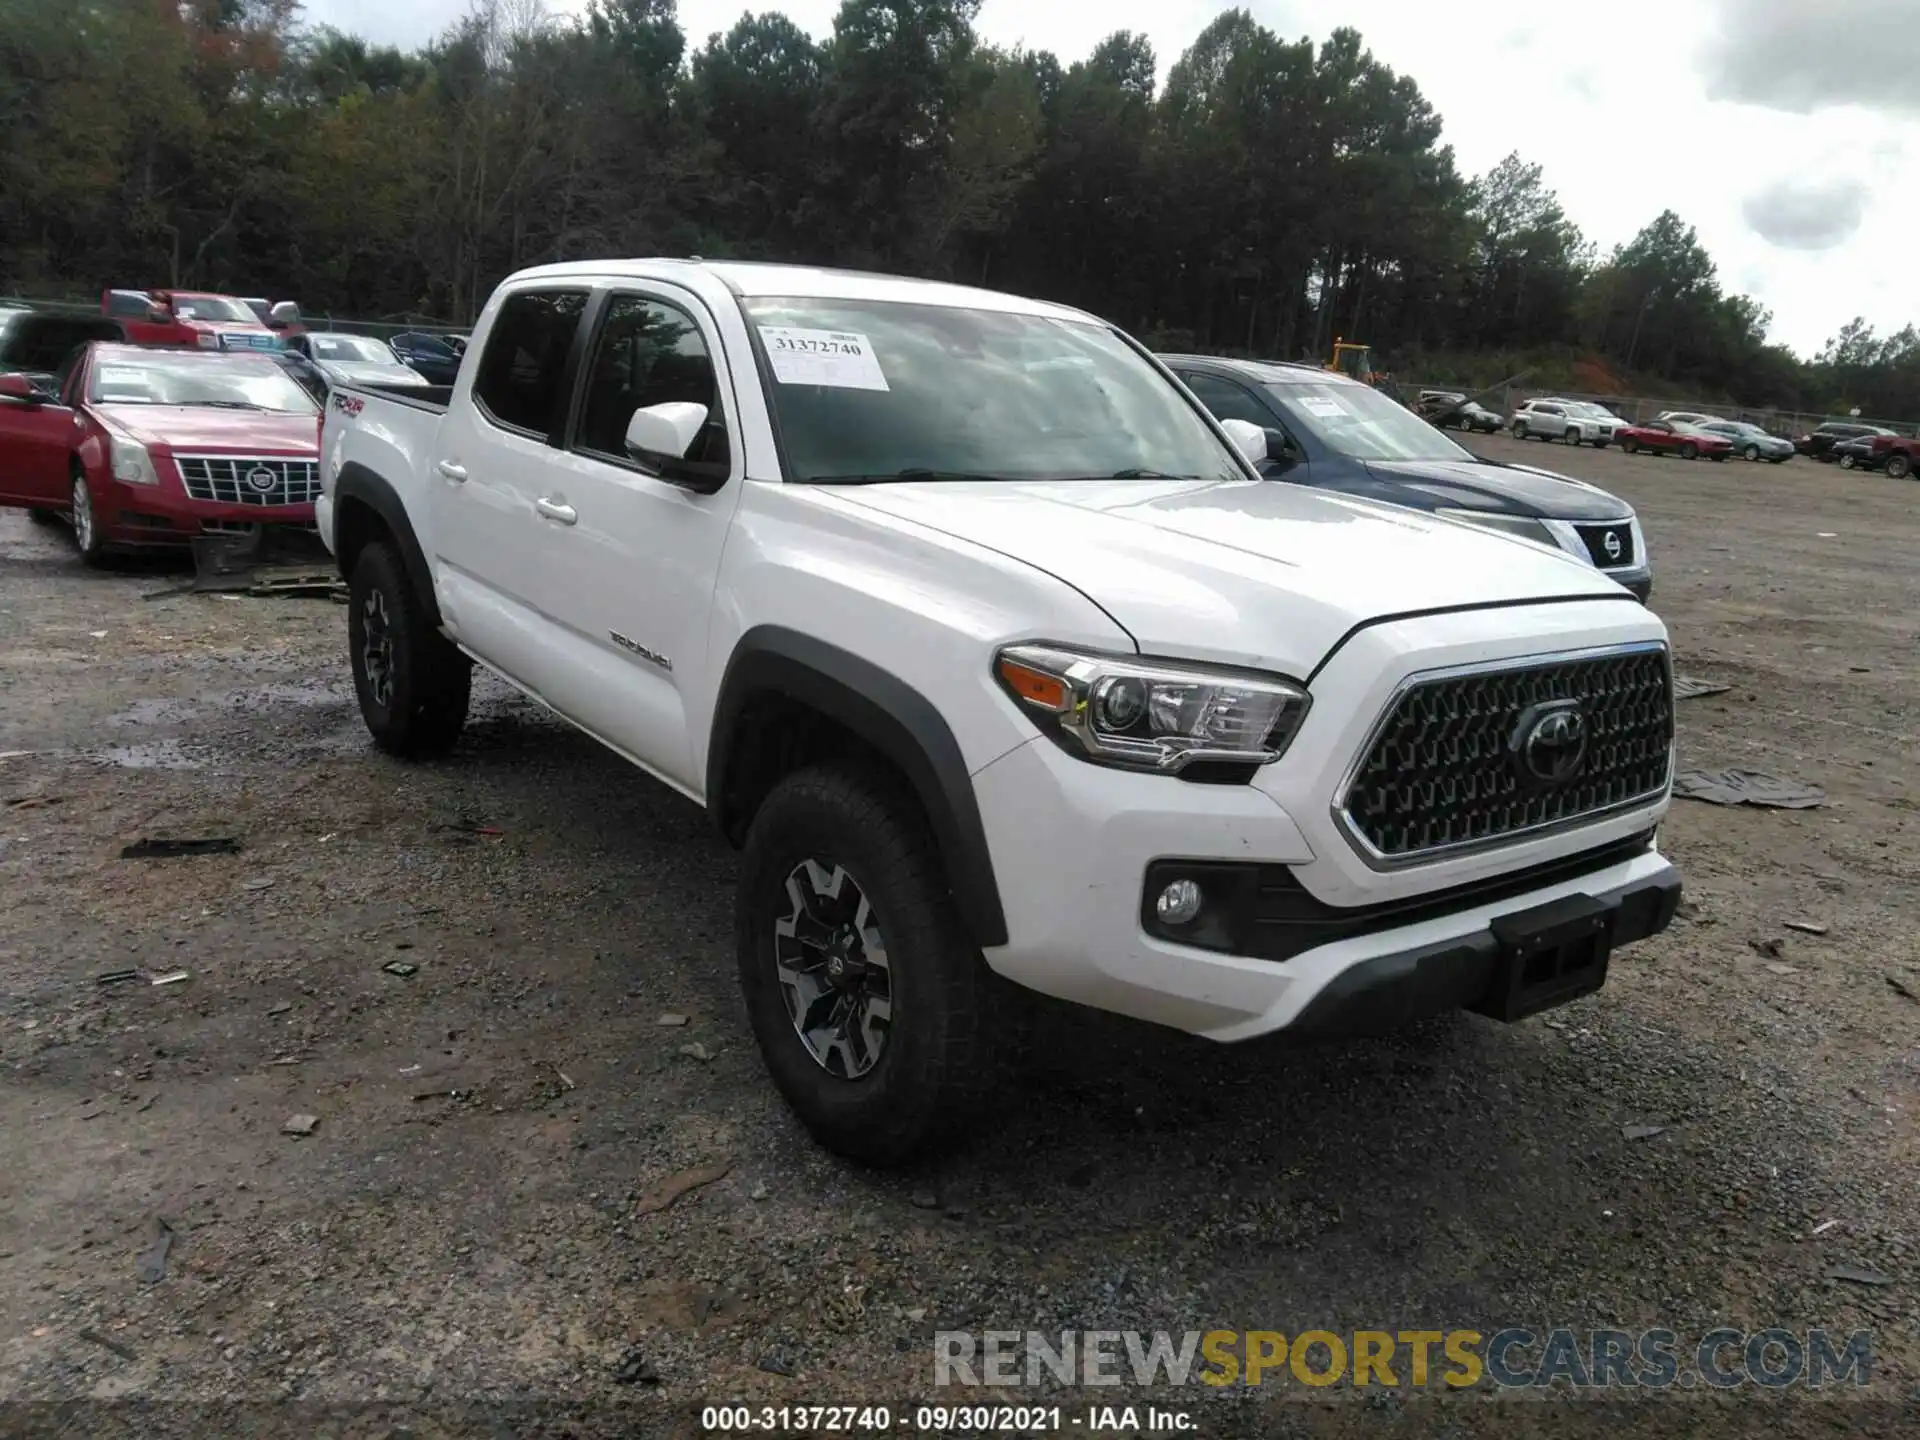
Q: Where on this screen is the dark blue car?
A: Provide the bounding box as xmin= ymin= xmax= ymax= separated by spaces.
xmin=1161 ymin=355 xmax=1652 ymax=602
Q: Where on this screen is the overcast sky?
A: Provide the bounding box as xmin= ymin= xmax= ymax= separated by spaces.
xmin=302 ymin=0 xmax=1919 ymax=358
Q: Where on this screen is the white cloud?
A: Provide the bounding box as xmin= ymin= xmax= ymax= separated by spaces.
xmin=296 ymin=0 xmax=1920 ymax=356
xmin=1742 ymin=178 xmax=1868 ymax=252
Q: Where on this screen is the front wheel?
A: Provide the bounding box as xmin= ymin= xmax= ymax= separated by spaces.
xmin=1511 ymin=422 xmax=1528 ymax=440
xmin=70 ymin=470 xmax=107 ymax=567
xmin=737 ymin=764 xmax=1002 ymax=1166
xmin=347 ymin=540 xmax=471 ymax=757
xmin=1839 ymin=452 xmax=1857 ymax=470
xmin=1679 ymin=442 xmax=1699 ymax=461
xmin=1887 ymin=452 xmax=1913 ymax=481
xmin=1622 ymin=438 xmax=1638 ymax=454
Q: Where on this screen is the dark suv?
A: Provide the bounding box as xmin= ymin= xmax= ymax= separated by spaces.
xmin=1162 ymin=354 xmax=1653 ymax=602
xmin=0 ymin=310 xmax=126 ymax=388
xmin=1797 ymin=421 xmax=1896 ymax=461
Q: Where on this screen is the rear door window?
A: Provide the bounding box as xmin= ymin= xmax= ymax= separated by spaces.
xmin=472 ymin=290 xmax=588 ymax=438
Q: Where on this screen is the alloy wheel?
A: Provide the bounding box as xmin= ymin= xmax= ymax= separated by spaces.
xmin=70 ymin=475 xmax=95 ymax=553
xmin=361 ymin=587 xmax=395 ymax=708
xmin=773 ymin=859 xmax=893 ymax=1079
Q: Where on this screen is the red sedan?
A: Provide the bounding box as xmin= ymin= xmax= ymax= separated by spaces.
xmin=1614 ymin=419 xmax=1732 ymax=461
xmin=0 ymin=343 xmax=320 ymax=564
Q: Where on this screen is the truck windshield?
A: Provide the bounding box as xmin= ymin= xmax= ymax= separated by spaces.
xmin=741 ymin=297 xmax=1241 ymax=483
xmin=1266 ymin=380 xmax=1476 ymax=463
xmin=171 ymin=295 xmax=255 ymax=324
xmin=88 ymin=353 xmax=318 ymax=413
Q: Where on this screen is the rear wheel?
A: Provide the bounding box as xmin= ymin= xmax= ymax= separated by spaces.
xmin=1839 ymin=451 xmax=1857 ymax=470
xmin=70 ymin=470 xmax=107 ymax=567
xmin=347 ymin=540 xmax=470 ymax=757
xmin=1679 ymin=442 xmax=1699 ymax=461
xmin=737 ymin=763 xmax=1003 ymax=1166
xmin=1887 ymin=452 xmax=1913 ymax=481
xmin=1742 ymin=444 xmax=1760 ymax=462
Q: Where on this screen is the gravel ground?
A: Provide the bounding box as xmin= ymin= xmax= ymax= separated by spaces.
xmin=2 ymin=441 xmax=1918 ymax=1438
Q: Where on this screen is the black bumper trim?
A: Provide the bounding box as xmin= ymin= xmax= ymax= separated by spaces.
xmin=1279 ymin=861 xmax=1681 ymax=1038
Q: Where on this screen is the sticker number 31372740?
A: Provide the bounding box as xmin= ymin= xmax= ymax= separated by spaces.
xmin=756 ymin=327 xmax=889 ymax=392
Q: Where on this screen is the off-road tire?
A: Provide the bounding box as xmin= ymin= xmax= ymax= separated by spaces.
xmin=737 ymin=763 xmax=1003 ymax=1166
xmin=1887 ymin=452 xmax=1913 ymax=481
xmin=347 ymin=540 xmax=470 ymax=757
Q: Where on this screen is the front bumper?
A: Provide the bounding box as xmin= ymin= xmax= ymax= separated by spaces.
xmin=971 ymin=602 xmax=1677 ymax=1042
xmin=93 ymin=466 xmax=315 ymax=547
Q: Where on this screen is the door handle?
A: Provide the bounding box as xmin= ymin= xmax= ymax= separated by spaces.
xmin=534 ymin=497 xmax=577 ymax=526
xmin=436 ymin=459 xmax=468 ymax=483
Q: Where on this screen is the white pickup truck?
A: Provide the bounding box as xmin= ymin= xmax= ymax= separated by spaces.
xmin=317 ymin=260 xmax=1681 ymax=1164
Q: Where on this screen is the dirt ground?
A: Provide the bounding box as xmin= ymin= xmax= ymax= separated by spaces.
xmin=3 ymin=440 xmax=1918 ymax=1438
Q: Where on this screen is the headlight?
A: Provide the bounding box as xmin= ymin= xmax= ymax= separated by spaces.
xmin=1434 ymin=508 xmax=1558 ymax=549
xmin=108 ymin=433 xmax=160 ymax=485
xmin=195 ymin=331 xmax=218 ymax=349
xmin=994 ymin=643 xmax=1310 ymax=773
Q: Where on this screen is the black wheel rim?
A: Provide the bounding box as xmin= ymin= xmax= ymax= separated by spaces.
xmin=773 ymin=859 xmax=893 ymax=1079
xmin=362 ymin=587 xmax=395 ymax=709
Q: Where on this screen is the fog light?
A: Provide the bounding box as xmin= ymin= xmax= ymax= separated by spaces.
xmin=1155 ymin=878 xmax=1204 ymax=926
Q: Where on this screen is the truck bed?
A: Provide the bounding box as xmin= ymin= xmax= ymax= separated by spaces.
xmin=340 ymin=382 xmax=453 ymax=413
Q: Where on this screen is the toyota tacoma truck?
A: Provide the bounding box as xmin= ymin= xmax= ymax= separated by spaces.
xmin=316 ymin=260 xmax=1682 ymax=1165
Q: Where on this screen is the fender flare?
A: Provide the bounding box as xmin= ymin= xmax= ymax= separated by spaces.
xmin=708 ymin=626 xmax=1009 ymax=949
xmin=331 ymin=462 xmax=439 ymax=627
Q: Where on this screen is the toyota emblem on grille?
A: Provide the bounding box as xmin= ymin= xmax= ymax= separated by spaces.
xmin=1510 ymin=700 xmax=1588 ymax=788
xmin=245 ymin=466 xmax=279 ymax=495
xmin=1602 ymin=530 xmax=1623 ymax=561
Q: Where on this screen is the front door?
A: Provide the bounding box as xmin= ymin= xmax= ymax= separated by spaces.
xmin=427 ymin=286 xmax=590 ymax=699
xmin=525 ymin=286 xmax=748 ymax=792
xmin=0 ymin=386 xmax=82 ymax=507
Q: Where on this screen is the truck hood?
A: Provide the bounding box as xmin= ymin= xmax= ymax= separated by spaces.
xmin=316 ymin=359 xmax=427 ymax=387
xmin=824 ymin=477 xmax=1624 ymax=676
xmin=1361 ymin=458 xmax=1631 ymax=521
xmin=93 ymin=404 xmax=320 ymax=454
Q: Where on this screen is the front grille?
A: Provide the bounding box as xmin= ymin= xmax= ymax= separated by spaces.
xmin=1574 ymin=521 xmax=1635 ymax=568
xmin=1339 ymin=647 xmax=1672 ymax=863
xmin=175 ymin=455 xmax=320 ymax=508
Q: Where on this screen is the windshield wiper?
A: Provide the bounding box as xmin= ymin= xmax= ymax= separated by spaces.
xmin=194 ymin=400 xmax=271 ymax=411
xmin=1105 ymin=468 xmax=1201 ymax=480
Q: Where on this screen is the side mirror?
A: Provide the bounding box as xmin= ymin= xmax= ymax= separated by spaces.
xmin=0 ymin=372 xmax=45 ymax=404
xmin=1219 ymin=418 xmax=1268 ymax=468
xmin=147 ymin=303 xmax=170 ymax=324
xmin=268 ymin=301 xmax=301 ymax=328
xmin=625 ymin=401 xmax=727 ymax=493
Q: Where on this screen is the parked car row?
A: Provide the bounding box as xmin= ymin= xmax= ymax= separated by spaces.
xmin=0 ymin=290 xmax=477 ymax=561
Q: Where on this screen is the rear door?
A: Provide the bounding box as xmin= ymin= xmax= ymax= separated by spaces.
xmin=526 ymin=285 xmax=749 ymax=788
xmin=428 ymin=286 xmax=590 ymax=697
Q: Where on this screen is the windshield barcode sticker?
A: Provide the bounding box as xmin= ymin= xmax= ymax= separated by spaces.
xmin=758 ymin=327 xmax=889 ymax=391
xmin=1300 ymin=395 xmax=1348 ymax=419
